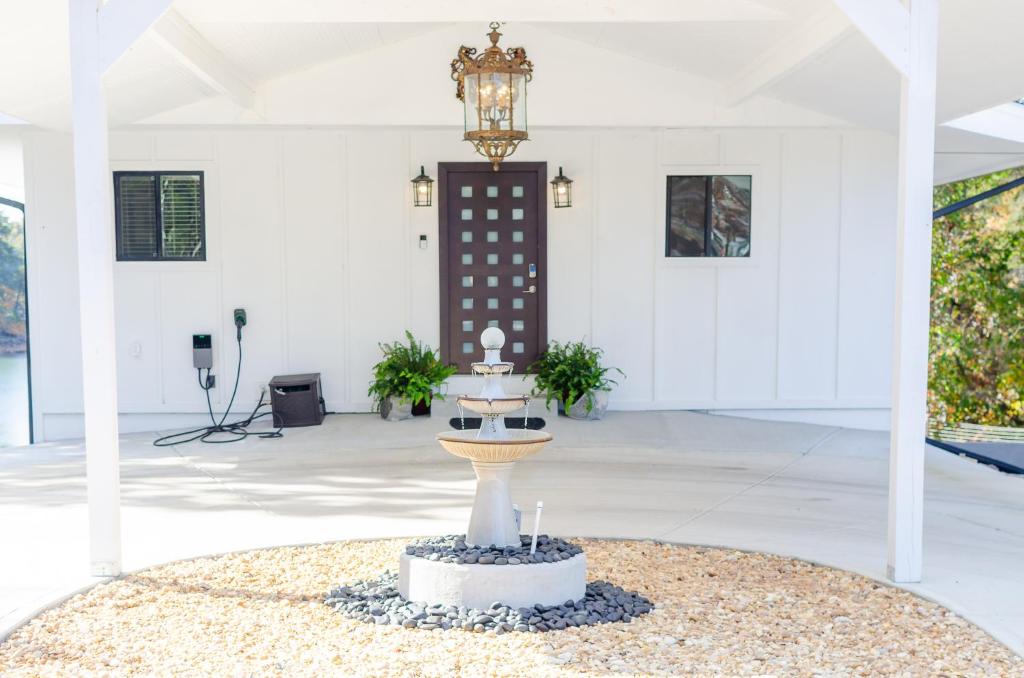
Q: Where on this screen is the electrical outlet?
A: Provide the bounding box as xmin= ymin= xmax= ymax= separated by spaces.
xmin=206 ymin=374 xmax=216 ymax=389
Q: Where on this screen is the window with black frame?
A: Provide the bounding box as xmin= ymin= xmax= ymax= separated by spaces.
xmin=113 ymin=171 xmax=205 ymax=261
xmin=665 ymin=175 xmax=751 ymax=257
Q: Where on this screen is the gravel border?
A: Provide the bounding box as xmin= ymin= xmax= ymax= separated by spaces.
xmin=2 ymin=538 xmax=1020 ymax=676
xmin=404 ymin=534 xmax=582 ymax=565
xmin=326 ymin=572 xmax=652 ymax=632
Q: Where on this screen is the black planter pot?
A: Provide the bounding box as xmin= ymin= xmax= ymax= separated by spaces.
xmin=411 ymin=400 xmax=431 ymax=417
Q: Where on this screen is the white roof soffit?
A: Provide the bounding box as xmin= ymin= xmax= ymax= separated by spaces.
xmin=944 ymin=103 xmax=1024 ymax=146
xmin=934 ymin=125 xmax=1024 ymax=185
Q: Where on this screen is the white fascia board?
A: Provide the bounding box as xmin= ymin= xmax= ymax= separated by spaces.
xmin=831 ymin=0 xmax=909 ymax=77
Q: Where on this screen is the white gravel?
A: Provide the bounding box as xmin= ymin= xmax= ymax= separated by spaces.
xmin=1 ymin=538 xmax=1020 ymax=676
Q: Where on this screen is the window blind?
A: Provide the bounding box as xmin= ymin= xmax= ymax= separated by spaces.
xmin=114 ymin=172 xmax=205 ymax=261
xmin=160 ymin=175 xmax=203 ymax=259
xmin=116 ymin=174 xmax=158 ymax=260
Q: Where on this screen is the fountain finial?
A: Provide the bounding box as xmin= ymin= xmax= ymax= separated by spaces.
xmin=480 ymin=326 xmax=505 ymax=350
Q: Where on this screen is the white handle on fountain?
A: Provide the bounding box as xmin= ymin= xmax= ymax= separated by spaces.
xmin=530 ymin=500 xmax=543 ymax=555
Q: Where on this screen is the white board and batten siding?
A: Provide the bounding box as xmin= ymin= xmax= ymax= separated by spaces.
xmin=21 ymin=127 xmax=896 ymax=441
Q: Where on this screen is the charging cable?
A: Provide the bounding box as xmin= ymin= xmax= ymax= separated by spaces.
xmin=153 ymin=326 xmax=283 ymax=446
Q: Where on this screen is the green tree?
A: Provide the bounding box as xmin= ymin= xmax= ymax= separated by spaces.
xmin=930 ymin=168 xmax=1024 ymax=427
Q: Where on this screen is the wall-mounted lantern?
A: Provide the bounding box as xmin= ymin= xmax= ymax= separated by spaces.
xmin=551 ymin=166 xmax=573 ymax=208
xmin=411 ymin=166 xmax=434 ymax=207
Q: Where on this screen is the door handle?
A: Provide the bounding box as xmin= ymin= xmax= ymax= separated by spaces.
xmin=524 ymin=285 xmax=537 ymax=294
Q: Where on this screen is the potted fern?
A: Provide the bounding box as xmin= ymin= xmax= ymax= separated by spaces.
xmin=369 ymin=331 xmax=457 ymax=421
xmin=526 ymin=340 xmax=623 ymax=420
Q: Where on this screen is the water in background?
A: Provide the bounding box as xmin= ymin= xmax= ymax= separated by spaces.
xmin=0 ymin=352 xmax=29 ymax=445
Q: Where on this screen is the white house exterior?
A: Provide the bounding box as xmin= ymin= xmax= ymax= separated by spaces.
xmin=2 ymin=0 xmax=1024 ymax=582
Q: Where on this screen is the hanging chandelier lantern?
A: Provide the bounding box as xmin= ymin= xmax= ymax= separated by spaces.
xmin=451 ymin=22 xmax=533 ymax=171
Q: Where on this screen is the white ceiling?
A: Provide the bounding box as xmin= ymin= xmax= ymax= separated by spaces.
xmin=189 ymin=22 xmax=447 ymax=84
xmin=0 ymin=0 xmax=1022 ymax=179
xmin=534 ymin=22 xmax=787 ymax=82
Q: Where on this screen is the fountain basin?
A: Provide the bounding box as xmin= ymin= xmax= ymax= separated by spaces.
xmin=470 ymin=362 xmax=514 ymax=375
xmin=455 ymin=396 xmax=528 ymax=416
xmin=437 ymin=429 xmax=552 ymax=463
xmin=398 ymin=552 xmax=587 ymax=610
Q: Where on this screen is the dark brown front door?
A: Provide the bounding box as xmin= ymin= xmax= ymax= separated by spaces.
xmin=439 ymin=162 xmax=547 ymax=373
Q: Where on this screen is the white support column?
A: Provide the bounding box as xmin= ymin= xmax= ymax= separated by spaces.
xmin=887 ymin=0 xmax=938 ymax=584
xmin=68 ymin=0 xmax=122 ymax=577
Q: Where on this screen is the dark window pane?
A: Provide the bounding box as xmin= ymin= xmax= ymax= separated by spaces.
xmin=114 ymin=172 xmax=205 ymax=261
xmin=666 ymin=176 xmax=706 ymax=257
xmin=710 ymin=175 xmax=751 ymax=257
xmin=160 ymin=175 xmax=203 ymax=259
xmin=116 ymin=175 xmax=157 ymax=260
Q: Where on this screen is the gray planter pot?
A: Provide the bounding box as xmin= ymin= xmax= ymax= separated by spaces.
xmin=561 ymin=390 xmax=610 ymax=420
xmin=380 ymin=397 xmax=413 ymax=421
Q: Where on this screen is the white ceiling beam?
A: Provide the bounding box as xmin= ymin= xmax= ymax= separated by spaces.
xmin=831 ymin=0 xmax=910 ymax=77
xmin=172 ymin=0 xmax=785 ymax=23
xmin=722 ymin=5 xmax=853 ymax=107
xmin=149 ymin=9 xmax=256 ymax=111
xmin=98 ymin=0 xmax=175 ymax=72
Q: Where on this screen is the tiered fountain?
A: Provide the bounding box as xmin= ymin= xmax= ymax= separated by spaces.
xmin=398 ymin=327 xmax=587 ymax=609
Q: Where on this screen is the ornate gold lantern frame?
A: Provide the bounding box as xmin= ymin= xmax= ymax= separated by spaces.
xmin=451 ymin=23 xmax=534 ymax=171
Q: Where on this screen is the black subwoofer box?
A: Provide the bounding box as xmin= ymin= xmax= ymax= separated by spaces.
xmin=269 ymin=373 xmax=325 ymax=427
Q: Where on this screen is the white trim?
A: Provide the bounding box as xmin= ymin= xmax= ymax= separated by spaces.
xmin=109 ymin=159 xmax=219 ymax=271
xmin=657 ymin=164 xmax=761 ymax=268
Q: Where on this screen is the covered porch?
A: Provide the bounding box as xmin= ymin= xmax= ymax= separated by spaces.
xmin=2 ymin=0 xmax=1024 ymax=670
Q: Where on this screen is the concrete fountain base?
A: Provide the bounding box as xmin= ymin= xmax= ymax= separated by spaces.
xmin=398 ymin=552 xmax=587 ymax=610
